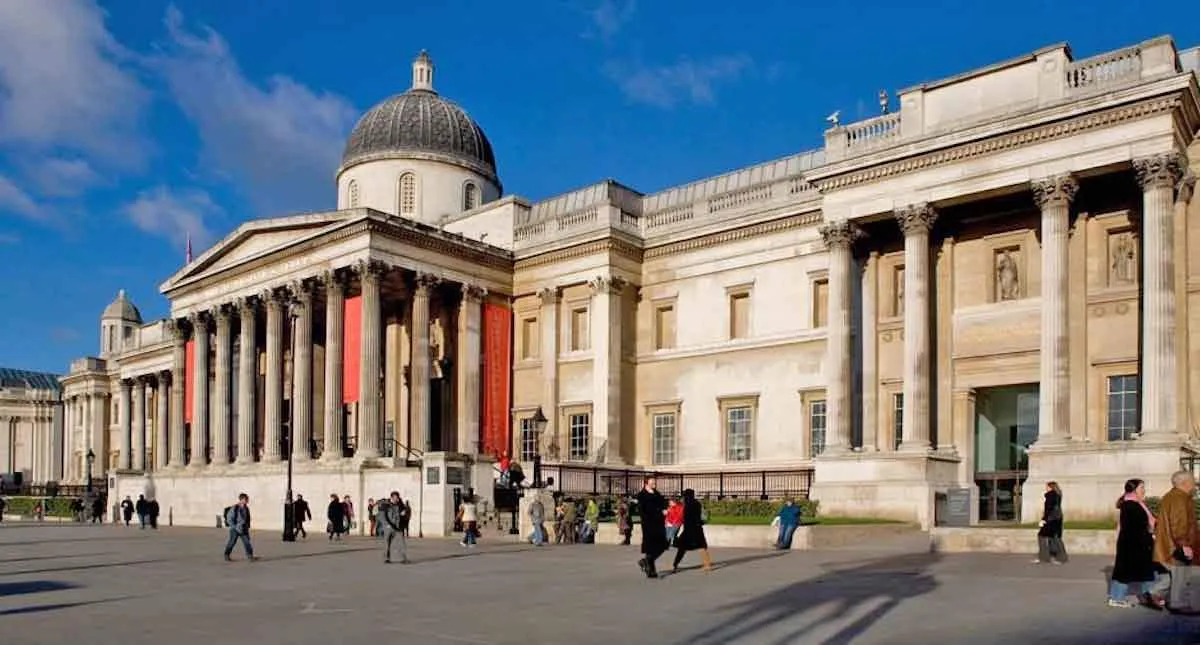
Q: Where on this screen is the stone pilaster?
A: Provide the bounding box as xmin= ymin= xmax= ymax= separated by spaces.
xmin=818 ymin=220 xmax=863 ymax=453
xmin=119 ymin=379 xmax=133 ymax=470
xmin=156 ymin=372 xmax=170 ymax=470
xmin=235 ymin=298 xmax=257 ymax=464
xmin=538 ymin=287 xmax=561 ymax=457
xmin=132 ymin=377 xmax=147 ymax=471
xmin=1032 ymin=174 xmax=1079 ymax=444
xmin=211 ymin=305 xmax=232 ymax=465
xmin=457 ymin=284 xmax=485 ymax=454
xmin=263 ymin=290 xmax=285 ymax=462
xmin=189 ymin=312 xmax=210 ymax=467
xmin=861 ymin=251 xmax=879 ymax=451
xmin=168 ymin=321 xmax=187 ymax=468
xmin=589 ymin=275 xmax=626 ymax=463
xmin=1134 ymin=153 xmax=1185 ymax=438
xmin=290 ymin=280 xmax=314 ymax=462
xmin=62 ymin=397 xmax=73 ymax=480
xmin=356 ymin=261 xmax=387 ymax=459
xmin=320 ymin=270 xmax=346 ymax=461
xmin=895 ymin=203 xmax=937 ymax=451
xmin=409 ymin=271 xmax=437 ymax=454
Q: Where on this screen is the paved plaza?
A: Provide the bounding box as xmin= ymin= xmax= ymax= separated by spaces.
xmin=0 ymin=522 xmax=1196 ymax=645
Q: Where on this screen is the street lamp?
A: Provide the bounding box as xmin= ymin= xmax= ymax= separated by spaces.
xmin=85 ymin=449 xmax=95 ymax=494
xmin=282 ymin=301 xmax=300 ymax=542
xmin=530 ymin=406 xmax=548 ymax=488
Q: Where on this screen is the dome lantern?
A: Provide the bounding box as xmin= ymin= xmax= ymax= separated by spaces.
xmin=412 ymin=50 xmax=435 ymax=93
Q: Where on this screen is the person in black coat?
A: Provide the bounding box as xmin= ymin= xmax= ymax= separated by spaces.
xmin=635 ymin=476 xmax=668 ymax=578
xmin=1109 ymin=478 xmax=1161 ymax=607
xmin=1034 ymin=481 xmax=1068 ymax=564
xmin=671 ymin=489 xmax=714 ymax=573
xmin=327 ymin=494 xmax=346 ymax=541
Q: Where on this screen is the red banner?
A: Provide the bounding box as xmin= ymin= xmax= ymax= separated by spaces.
xmin=184 ymin=340 xmax=195 ymax=423
xmin=343 ymin=296 xmax=362 ymax=404
xmin=481 ymin=302 xmax=512 ymax=457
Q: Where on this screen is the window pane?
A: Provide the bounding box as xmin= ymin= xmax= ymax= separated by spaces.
xmin=652 ymin=412 xmax=676 ymax=465
xmin=810 ymin=400 xmax=827 ymax=457
xmin=725 ymin=406 xmax=752 ymax=461
xmin=569 ymin=413 xmax=590 ymax=461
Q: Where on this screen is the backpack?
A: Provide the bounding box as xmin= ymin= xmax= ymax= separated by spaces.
xmin=223 ymin=506 xmax=235 ymax=528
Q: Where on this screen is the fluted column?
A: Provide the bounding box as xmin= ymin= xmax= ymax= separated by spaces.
xmin=457 ymin=284 xmax=485 ymax=454
xmin=291 ymin=280 xmax=314 ymax=462
xmin=132 ymin=378 xmax=147 ymax=470
xmin=1032 ymin=174 xmax=1078 ymax=444
xmin=538 ymin=287 xmax=561 ymax=457
xmin=169 ymin=321 xmax=187 ymax=467
xmin=818 ymin=221 xmax=863 ymax=454
xmin=62 ymin=397 xmax=73 ymax=479
xmin=263 ymin=290 xmax=284 ymax=462
xmin=235 ymin=298 xmax=257 ymax=464
xmin=189 ymin=312 xmax=210 ymax=467
xmin=895 ymin=204 xmax=937 ymax=451
xmin=1135 ymin=154 xmax=1185 ymax=438
xmin=211 ymin=305 xmax=232 ymax=465
xmin=321 ymin=270 xmax=346 ymax=461
xmin=355 ymin=261 xmax=387 ymax=459
xmin=409 ymin=271 xmax=436 ymax=454
xmin=589 ymin=275 xmax=626 ymax=463
xmin=156 ymin=372 xmax=170 ymax=470
xmin=118 ymin=379 xmax=133 ymax=470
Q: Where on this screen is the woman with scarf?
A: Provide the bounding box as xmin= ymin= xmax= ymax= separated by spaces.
xmin=1109 ymin=478 xmax=1160 ymax=607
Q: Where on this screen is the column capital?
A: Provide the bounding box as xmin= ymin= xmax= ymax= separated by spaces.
xmin=261 ymin=287 xmax=287 ymax=311
xmin=232 ymin=295 xmax=257 ymax=317
xmin=537 ymin=286 xmax=561 ymax=305
xmin=158 ymin=369 xmax=172 ymax=385
xmin=1133 ymin=152 xmax=1184 ymax=190
xmin=165 ymin=318 xmax=188 ymax=343
xmin=461 ymin=283 xmax=487 ymax=302
xmin=287 ymin=278 xmax=315 ymax=303
xmin=414 ymin=272 xmax=441 ymax=293
xmin=893 ymin=204 xmax=938 ymax=236
xmin=1178 ymin=171 xmax=1197 ymax=205
xmin=353 ymin=259 xmax=389 ymax=282
xmin=211 ymin=303 xmax=233 ymax=324
xmin=318 ymin=268 xmax=349 ymax=293
xmin=1031 ymin=174 xmax=1079 ymax=208
xmin=187 ymin=310 xmax=210 ymax=333
xmin=120 ymin=378 xmax=135 ymax=390
xmin=818 ymin=220 xmax=864 ymax=249
xmin=588 ymin=275 xmax=627 ymax=295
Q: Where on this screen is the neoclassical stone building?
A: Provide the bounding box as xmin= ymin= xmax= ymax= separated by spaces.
xmin=6 ymin=37 xmax=1200 ymax=530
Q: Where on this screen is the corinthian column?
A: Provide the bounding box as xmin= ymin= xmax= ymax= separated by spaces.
xmin=1135 ymin=153 xmax=1185 ymax=438
xmin=589 ymin=275 xmax=625 ymax=462
xmin=291 ymin=280 xmax=314 ymax=462
xmin=168 ymin=321 xmax=187 ymax=467
xmin=236 ymin=298 xmax=257 ymax=464
xmin=356 ymin=261 xmax=387 ymax=459
xmin=156 ymin=372 xmax=170 ymax=470
xmin=1032 ymin=174 xmax=1078 ymax=445
xmin=211 ymin=305 xmax=232 ymax=465
xmin=409 ymin=272 xmax=437 ymax=454
xmin=321 ymin=270 xmax=346 ymax=461
xmin=189 ymin=312 xmax=210 ymax=467
xmin=818 ymin=220 xmax=863 ymax=454
xmin=132 ymin=378 xmax=147 ymax=470
xmin=895 ymin=204 xmax=937 ymax=451
xmin=263 ymin=290 xmax=284 ymax=462
xmin=119 ymin=379 xmax=133 ymax=470
xmin=457 ymin=284 xmax=485 ymax=454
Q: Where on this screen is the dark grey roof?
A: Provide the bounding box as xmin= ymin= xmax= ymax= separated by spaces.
xmin=0 ymin=367 xmax=62 ymax=392
xmin=102 ymin=289 xmax=142 ymax=323
xmin=341 ymin=90 xmax=498 ymax=183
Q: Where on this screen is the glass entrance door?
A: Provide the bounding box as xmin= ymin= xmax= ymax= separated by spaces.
xmin=974 ymin=385 xmax=1039 ymax=522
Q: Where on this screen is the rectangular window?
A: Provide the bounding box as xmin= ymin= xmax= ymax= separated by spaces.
xmin=521 ymin=317 xmax=540 ymax=360
xmin=519 ymin=417 xmax=537 ymax=461
xmin=810 ymin=400 xmax=827 ymax=457
xmin=725 ymin=406 xmax=753 ymax=462
xmin=652 ymin=412 xmax=677 ymax=465
xmin=812 ymin=279 xmax=829 ymax=328
xmin=893 ymin=393 xmax=904 ymax=450
xmin=1107 ymin=375 xmax=1139 ymax=441
xmin=729 ymin=292 xmax=751 ymax=339
xmin=570 ymin=307 xmax=589 ymax=351
xmin=568 ymin=413 xmax=590 ymax=461
xmin=654 ymin=304 xmax=676 ymax=350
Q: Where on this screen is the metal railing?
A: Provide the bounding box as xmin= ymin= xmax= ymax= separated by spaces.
xmin=539 ymin=464 xmax=814 ymax=501
xmin=2 ymin=480 xmax=108 ymax=498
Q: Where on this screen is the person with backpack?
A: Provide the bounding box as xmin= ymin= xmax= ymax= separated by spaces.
xmin=223 ymin=493 xmax=256 ymax=562
xmin=380 ymin=491 xmax=410 ymax=564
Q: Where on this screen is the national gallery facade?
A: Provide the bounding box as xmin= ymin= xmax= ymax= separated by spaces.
xmin=3 ymin=38 xmax=1200 ymax=531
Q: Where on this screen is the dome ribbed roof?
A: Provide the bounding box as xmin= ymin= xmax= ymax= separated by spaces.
xmin=340 ymin=52 xmax=498 ymax=184
xmin=102 ymin=289 xmax=141 ymax=323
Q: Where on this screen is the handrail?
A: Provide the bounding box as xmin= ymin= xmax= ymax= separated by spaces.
xmin=388 ymin=439 xmax=424 ymax=463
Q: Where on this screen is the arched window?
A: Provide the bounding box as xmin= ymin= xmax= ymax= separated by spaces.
xmin=399 ymin=173 xmax=416 ymax=215
xmin=348 ymin=180 xmax=359 ymax=208
xmin=463 ymin=182 xmax=479 ymax=211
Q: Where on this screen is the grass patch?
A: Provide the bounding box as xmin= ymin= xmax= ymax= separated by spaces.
xmin=975 ymin=520 xmax=1116 ymax=531
xmin=704 ymin=515 xmax=904 ymax=527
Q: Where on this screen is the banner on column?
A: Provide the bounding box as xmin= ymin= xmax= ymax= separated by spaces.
xmin=184 ymin=340 xmax=195 ymax=423
xmin=481 ymin=302 xmax=512 ymax=457
xmin=343 ymin=295 xmax=362 ymax=404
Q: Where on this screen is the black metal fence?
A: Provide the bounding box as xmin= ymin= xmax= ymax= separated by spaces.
xmin=541 ymin=464 xmax=814 ymax=501
xmin=0 ymin=481 xmax=107 ymax=499
xmin=1183 ymin=456 xmax=1200 ymax=479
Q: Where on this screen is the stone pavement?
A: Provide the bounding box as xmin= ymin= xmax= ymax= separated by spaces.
xmin=0 ymin=522 xmax=1196 ymax=645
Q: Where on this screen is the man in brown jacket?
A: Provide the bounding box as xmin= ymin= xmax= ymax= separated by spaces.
xmin=1153 ymin=470 xmax=1199 ymax=608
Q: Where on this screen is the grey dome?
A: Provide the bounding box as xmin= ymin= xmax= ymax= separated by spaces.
xmin=341 ymin=52 xmax=498 ymax=184
xmin=102 ymin=289 xmax=142 ymax=323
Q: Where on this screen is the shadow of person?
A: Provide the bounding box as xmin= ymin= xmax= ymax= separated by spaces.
xmin=677 ymin=551 xmax=941 ymax=645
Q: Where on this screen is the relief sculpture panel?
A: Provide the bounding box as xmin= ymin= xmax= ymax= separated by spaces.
xmin=1107 ymin=230 xmax=1137 ymax=286
xmin=994 ymin=247 xmax=1021 ymax=301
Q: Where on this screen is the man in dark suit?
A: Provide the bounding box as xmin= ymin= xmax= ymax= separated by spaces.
xmin=636 ymin=476 xmax=668 ymax=579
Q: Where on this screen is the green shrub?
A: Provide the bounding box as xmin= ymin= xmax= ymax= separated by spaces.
xmin=2 ymin=496 xmax=76 ymax=518
xmin=700 ymin=498 xmax=818 ymax=521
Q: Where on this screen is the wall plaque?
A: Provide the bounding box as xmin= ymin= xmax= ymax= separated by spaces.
xmin=943 ymin=487 xmax=972 ymax=527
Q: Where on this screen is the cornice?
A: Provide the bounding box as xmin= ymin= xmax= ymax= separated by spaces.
xmin=367 ymin=219 xmax=513 ymax=272
xmin=644 ymin=212 xmax=822 ymax=260
xmin=515 ymin=237 xmax=644 ymax=271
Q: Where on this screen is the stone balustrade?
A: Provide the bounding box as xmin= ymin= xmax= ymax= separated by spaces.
xmin=1065 ymin=45 xmax=1142 ymax=92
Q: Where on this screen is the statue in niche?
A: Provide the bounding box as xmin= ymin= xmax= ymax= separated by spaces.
xmin=1110 ymin=232 xmax=1136 ymax=284
xmin=996 ymin=249 xmax=1020 ymax=301
xmin=430 ymin=317 xmax=445 ymax=378
xmin=893 ymin=266 xmax=905 ymax=316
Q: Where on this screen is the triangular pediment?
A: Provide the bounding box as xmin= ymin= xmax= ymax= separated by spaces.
xmin=160 ymin=210 xmax=359 ymax=293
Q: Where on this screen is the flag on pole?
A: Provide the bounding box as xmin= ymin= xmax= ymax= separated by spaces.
xmin=186 ymin=233 xmax=193 ymax=263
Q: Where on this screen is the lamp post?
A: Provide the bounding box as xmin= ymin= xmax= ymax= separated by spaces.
xmin=85 ymin=449 xmax=95 ymax=494
xmin=282 ymin=302 xmax=299 ymax=543
xmin=530 ymin=406 xmax=548 ymax=488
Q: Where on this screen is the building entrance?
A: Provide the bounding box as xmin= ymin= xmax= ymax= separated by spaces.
xmin=974 ymin=385 xmax=1039 ymax=522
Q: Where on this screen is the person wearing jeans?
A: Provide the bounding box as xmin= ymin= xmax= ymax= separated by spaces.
xmin=774 ymin=499 xmax=803 ymax=550
xmin=223 ymin=493 xmax=256 ymax=562
xmin=529 ymin=497 xmax=547 ymax=546
xmin=459 ymin=496 xmax=479 ymax=547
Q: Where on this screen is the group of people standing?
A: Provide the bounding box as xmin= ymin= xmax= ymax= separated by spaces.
xmin=118 ymin=494 xmax=162 ymax=529
xmin=1110 ymin=470 xmax=1200 ymax=611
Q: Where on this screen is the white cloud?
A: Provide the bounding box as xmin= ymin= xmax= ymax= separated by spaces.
xmin=123 ymin=186 xmax=222 ymax=249
xmin=153 ymin=8 xmax=358 ymax=216
xmin=604 ymin=54 xmax=753 ymax=109
xmin=0 ymin=0 xmax=149 ymax=167
xmin=583 ymin=0 xmax=637 ymax=41
xmin=30 ymin=158 xmax=103 ymax=197
xmin=0 ymin=174 xmax=41 ymax=220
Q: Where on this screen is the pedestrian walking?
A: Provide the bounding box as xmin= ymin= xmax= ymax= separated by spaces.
xmin=147 ymin=498 xmax=160 ymax=529
xmin=458 ymin=495 xmax=479 ymax=547
xmin=327 ymin=494 xmax=346 ymax=540
xmin=342 ymin=495 xmax=355 ymax=534
xmin=0 ymin=496 xmax=6 ymax=523
xmin=381 ymin=491 xmax=410 ymax=564
xmin=617 ymin=498 xmax=632 ymax=545
xmin=1153 ymin=470 xmax=1200 ymax=611
xmin=293 ymin=494 xmax=311 ymax=539
xmin=670 ymin=489 xmax=713 ymax=574
xmin=665 ymin=497 xmax=683 ymax=546
xmin=529 ymin=496 xmax=547 ymax=546
xmin=222 ymin=493 xmax=257 ymax=562
xmin=1034 ymin=482 xmax=1068 ymax=564
xmin=120 ymin=496 xmax=135 ymax=526
xmin=135 ymin=494 xmax=149 ymax=529
xmin=636 ymin=476 xmax=668 ymax=578
xmin=1109 ymin=479 xmax=1161 ymax=607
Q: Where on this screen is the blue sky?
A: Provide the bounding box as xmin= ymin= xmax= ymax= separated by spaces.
xmin=0 ymin=0 xmax=1196 ymax=374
